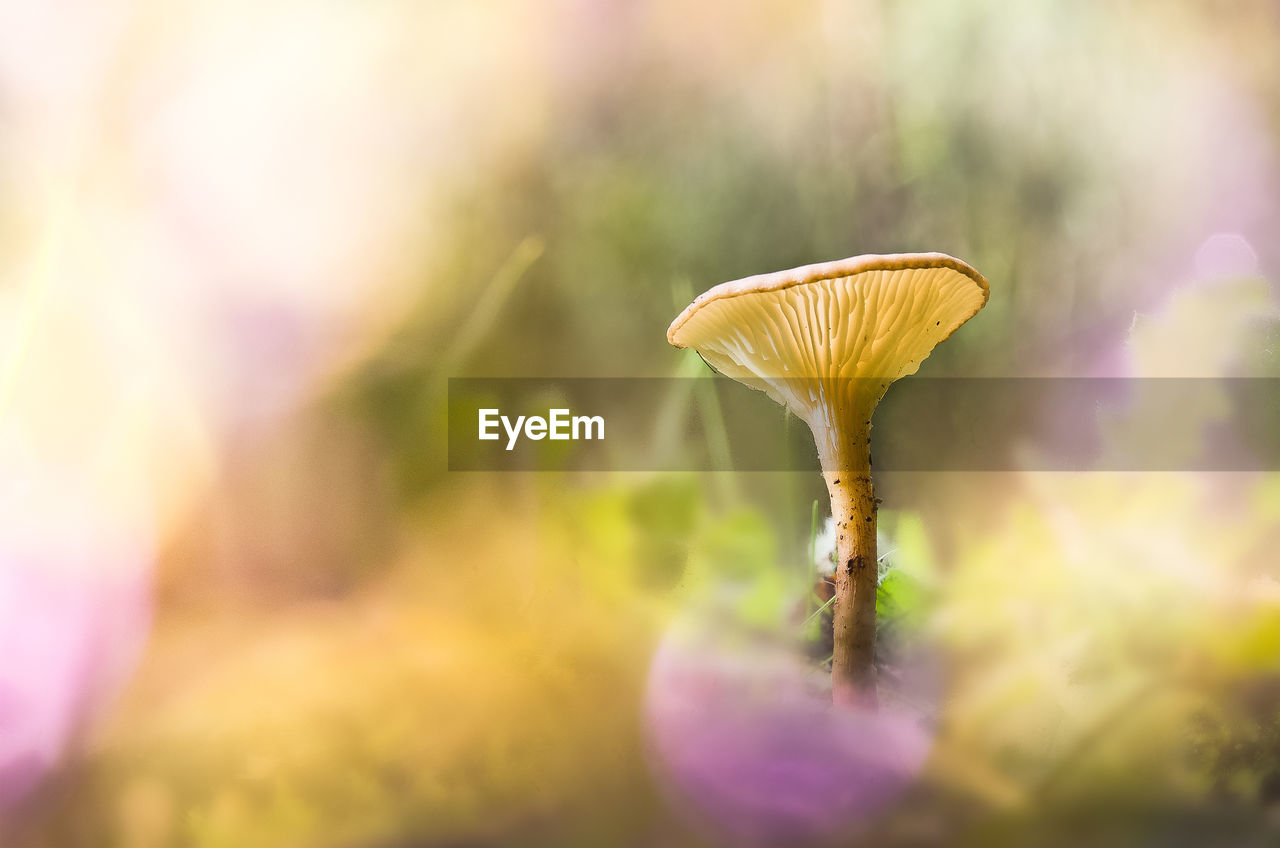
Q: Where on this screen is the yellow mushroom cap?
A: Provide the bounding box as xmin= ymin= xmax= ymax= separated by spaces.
xmin=668 ymin=252 xmax=989 ymax=468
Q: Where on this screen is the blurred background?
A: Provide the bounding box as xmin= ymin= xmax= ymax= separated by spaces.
xmin=2 ymin=0 xmax=1279 ymax=845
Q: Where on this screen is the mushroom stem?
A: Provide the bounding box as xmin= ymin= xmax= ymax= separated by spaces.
xmin=823 ymin=430 xmax=878 ymax=710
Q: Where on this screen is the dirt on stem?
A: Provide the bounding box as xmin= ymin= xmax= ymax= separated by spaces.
xmin=825 ymin=436 xmax=878 ymax=711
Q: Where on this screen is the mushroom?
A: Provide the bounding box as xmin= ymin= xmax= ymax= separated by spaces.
xmin=667 ymin=253 xmax=989 ymax=708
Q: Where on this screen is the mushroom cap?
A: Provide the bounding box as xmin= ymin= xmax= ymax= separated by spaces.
xmin=668 ymin=253 xmax=989 ymax=466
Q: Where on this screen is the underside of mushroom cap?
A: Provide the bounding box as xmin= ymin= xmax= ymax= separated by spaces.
xmin=668 ymin=253 xmax=989 ymax=468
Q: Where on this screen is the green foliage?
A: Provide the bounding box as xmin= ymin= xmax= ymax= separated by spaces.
xmin=688 ymin=508 xmax=777 ymax=584
xmin=628 ymin=476 xmax=703 ymax=591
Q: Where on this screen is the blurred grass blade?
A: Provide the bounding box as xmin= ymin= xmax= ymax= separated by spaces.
xmin=696 ymin=375 xmax=736 ymax=503
xmin=649 ymin=351 xmax=708 ymax=467
xmin=808 ymin=499 xmax=820 ymax=607
xmin=441 ymin=235 xmax=545 ymax=371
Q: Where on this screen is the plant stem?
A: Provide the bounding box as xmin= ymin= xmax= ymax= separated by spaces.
xmin=824 ymin=429 xmax=878 ymax=710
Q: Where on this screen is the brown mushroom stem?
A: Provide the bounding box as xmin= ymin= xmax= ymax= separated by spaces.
xmin=823 ymin=431 xmax=878 ymax=711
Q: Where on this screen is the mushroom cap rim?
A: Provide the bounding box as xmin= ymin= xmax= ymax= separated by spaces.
xmin=667 ymin=252 xmax=990 ymax=348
